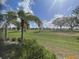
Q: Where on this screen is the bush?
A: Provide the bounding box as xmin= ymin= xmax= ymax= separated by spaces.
xmin=0 ymin=39 xmax=56 ymax=59
xmin=15 ymin=39 xmax=56 ymax=59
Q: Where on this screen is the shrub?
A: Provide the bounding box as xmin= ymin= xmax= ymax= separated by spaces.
xmin=0 ymin=39 xmax=56 ymax=59
xmin=15 ymin=39 xmax=56 ymax=59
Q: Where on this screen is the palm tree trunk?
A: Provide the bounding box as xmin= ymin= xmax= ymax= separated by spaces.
xmin=21 ymin=19 xmax=24 ymax=42
xmin=5 ymin=23 xmax=7 ymax=40
xmin=21 ymin=25 xmax=23 ymax=41
xmin=0 ymin=28 xmax=4 ymax=39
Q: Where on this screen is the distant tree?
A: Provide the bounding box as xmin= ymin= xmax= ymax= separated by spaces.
xmin=52 ymin=16 xmax=77 ymax=31
xmin=52 ymin=17 xmax=65 ymax=30
xmin=64 ymin=16 xmax=77 ymax=31
xmin=73 ymin=6 xmax=79 ymax=15
xmin=72 ymin=6 xmax=79 ymax=25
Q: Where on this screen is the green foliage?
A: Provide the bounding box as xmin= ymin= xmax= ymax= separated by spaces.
xmin=15 ymin=39 xmax=56 ymax=59
xmin=17 ymin=10 xmax=42 ymax=29
xmin=7 ymin=11 xmax=17 ymax=22
xmin=18 ymin=10 xmax=26 ymax=19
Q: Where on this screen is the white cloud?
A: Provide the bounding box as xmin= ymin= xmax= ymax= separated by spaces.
xmin=54 ymin=14 xmax=64 ymax=18
xmin=17 ymin=18 xmax=21 ymax=22
xmin=42 ymin=19 xmax=55 ymax=28
xmin=0 ymin=0 xmax=14 ymax=13
xmin=0 ymin=4 xmax=14 ymax=14
xmin=0 ymin=0 xmax=7 ymax=4
xmin=18 ymin=0 xmax=34 ymax=14
xmin=42 ymin=20 xmax=48 ymax=28
xmin=29 ymin=21 xmax=38 ymax=28
xmin=0 ymin=10 xmax=7 ymax=14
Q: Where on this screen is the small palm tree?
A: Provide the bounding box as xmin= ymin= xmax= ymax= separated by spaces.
xmin=5 ymin=11 xmax=17 ymax=40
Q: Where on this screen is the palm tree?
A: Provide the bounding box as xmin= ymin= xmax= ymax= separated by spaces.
xmin=18 ymin=10 xmax=42 ymax=30
xmin=18 ymin=10 xmax=42 ymax=41
xmin=5 ymin=11 xmax=17 ymax=40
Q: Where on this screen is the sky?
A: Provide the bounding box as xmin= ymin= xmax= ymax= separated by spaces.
xmin=0 ymin=0 xmax=79 ymax=28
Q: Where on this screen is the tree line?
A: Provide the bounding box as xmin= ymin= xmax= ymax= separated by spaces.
xmin=52 ymin=6 xmax=79 ymax=31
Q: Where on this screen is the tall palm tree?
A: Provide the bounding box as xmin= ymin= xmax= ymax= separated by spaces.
xmin=18 ymin=10 xmax=42 ymax=41
xmin=18 ymin=10 xmax=42 ymax=30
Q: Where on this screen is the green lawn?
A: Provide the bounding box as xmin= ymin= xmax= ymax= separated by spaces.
xmin=8 ymin=30 xmax=79 ymax=59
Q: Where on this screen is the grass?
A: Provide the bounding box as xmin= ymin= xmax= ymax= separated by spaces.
xmin=8 ymin=30 xmax=79 ymax=59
